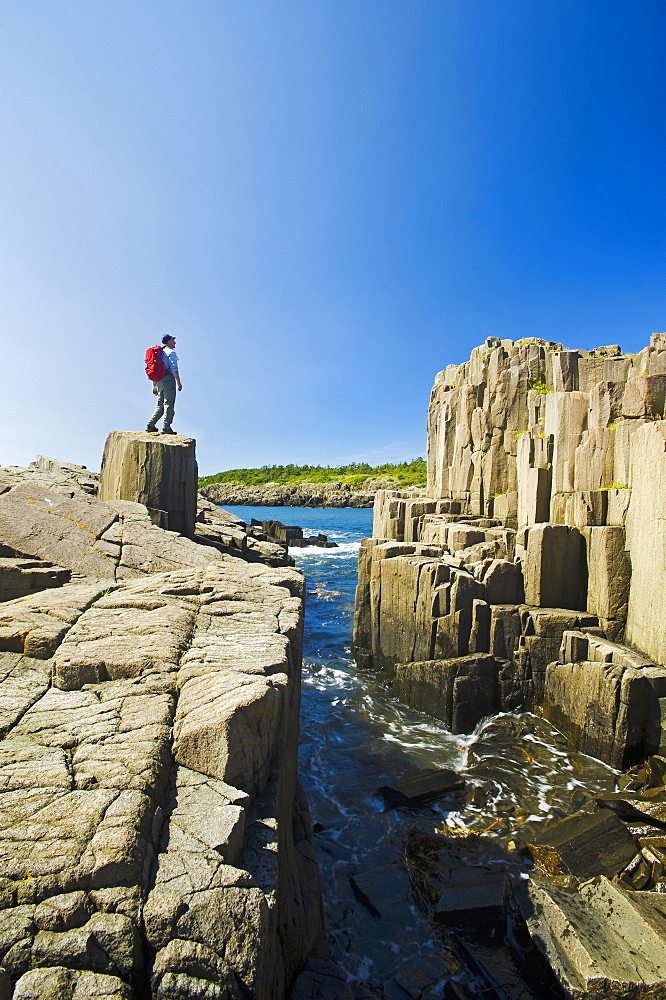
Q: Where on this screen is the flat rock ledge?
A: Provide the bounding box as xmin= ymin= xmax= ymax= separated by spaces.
xmin=0 ymin=458 xmax=326 ymax=999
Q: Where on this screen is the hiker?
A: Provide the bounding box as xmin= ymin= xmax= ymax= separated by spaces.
xmin=145 ymin=334 xmax=182 ymax=435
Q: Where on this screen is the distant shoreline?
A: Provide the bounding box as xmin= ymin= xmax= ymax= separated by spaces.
xmin=199 ymin=461 xmax=428 ymax=508
xmin=200 ymin=480 xmax=401 ymax=508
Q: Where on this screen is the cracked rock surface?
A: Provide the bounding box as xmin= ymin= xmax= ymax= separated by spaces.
xmin=0 ymin=459 xmax=327 ymax=999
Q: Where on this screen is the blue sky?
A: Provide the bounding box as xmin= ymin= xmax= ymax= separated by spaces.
xmin=2 ymin=1 xmax=665 ymax=475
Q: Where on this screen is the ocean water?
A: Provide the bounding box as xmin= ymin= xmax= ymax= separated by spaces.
xmin=225 ymin=506 xmax=617 ymax=986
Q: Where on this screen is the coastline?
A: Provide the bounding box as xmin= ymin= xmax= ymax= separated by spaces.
xmin=200 ymin=478 xmax=425 ymax=508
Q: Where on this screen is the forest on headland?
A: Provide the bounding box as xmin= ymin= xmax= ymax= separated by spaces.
xmin=198 ymin=458 xmax=427 ymax=490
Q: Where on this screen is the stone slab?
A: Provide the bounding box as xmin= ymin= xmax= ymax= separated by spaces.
xmin=379 ymin=767 xmax=465 ymax=808
xmin=522 ymin=876 xmax=666 ymax=999
xmin=434 ymin=868 xmax=510 ymax=932
xmin=525 ymin=809 xmax=637 ymax=880
xmin=349 ymin=866 xmax=412 ymax=918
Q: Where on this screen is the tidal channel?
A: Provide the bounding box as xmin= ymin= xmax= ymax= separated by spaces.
xmin=227 ymin=505 xmax=617 ymax=994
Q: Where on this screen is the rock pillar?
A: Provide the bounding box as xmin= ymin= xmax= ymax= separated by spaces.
xmin=99 ymin=431 xmax=198 ymax=538
xmin=624 ymin=421 xmax=666 ymax=664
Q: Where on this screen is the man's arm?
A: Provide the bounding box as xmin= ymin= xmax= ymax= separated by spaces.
xmin=166 ymin=348 xmax=182 ymax=390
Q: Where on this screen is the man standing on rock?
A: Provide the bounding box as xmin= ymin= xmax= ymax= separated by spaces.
xmin=146 ymin=334 xmax=182 ymax=435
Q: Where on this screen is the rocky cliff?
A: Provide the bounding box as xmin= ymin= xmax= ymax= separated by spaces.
xmin=352 ymin=334 xmax=666 ymax=998
xmin=353 ymin=334 xmax=666 ymax=769
xmin=0 ymin=441 xmax=327 ymax=1000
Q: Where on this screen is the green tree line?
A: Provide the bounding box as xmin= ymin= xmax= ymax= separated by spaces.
xmin=199 ymin=458 xmax=427 ymax=489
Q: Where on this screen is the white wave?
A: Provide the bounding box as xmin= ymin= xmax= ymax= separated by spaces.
xmin=302 ymin=664 xmax=358 ymax=693
xmin=290 ymin=541 xmax=361 ymax=556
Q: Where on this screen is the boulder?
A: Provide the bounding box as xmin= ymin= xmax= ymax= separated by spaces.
xmin=480 ymin=559 xmax=523 ymax=604
xmin=453 ymin=915 xmax=567 ymax=998
xmin=542 ymin=632 xmax=666 ymax=767
xmin=0 ymin=481 xmax=119 ymax=580
xmin=13 ymin=967 xmax=133 ymax=999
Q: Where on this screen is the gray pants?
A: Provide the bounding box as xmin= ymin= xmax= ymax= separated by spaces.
xmin=148 ymin=374 xmax=176 ymax=431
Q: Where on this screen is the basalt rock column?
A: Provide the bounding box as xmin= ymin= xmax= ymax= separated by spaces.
xmin=354 ymin=334 xmax=666 ymax=768
xmin=99 ymin=430 xmax=198 ymax=538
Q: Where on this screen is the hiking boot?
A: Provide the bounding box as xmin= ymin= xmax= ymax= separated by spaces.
xmin=161 ymin=428 xmax=177 ymax=435
xmin=145 ymin=425 xmax=158 ymax=433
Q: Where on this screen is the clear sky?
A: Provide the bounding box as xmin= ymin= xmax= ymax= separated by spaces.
xmin=2 ymin=1 xmax=665 ymax=475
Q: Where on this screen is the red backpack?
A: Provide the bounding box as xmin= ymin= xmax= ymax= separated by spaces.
xmin=145 ymin=345 xmax=167 ymax=381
